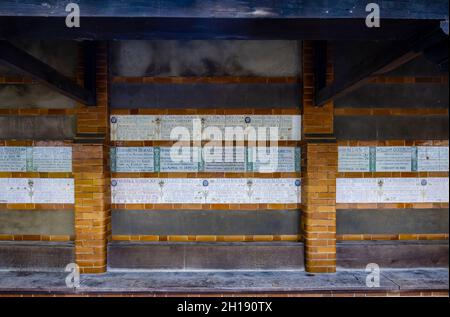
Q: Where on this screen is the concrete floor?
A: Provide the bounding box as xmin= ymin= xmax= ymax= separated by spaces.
xmin=0 ymin=269 xmax=447 ymax=295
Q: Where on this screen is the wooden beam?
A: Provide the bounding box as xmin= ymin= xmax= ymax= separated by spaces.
xmin=0 ymin=0 xmax=448 ymax=19
xmin=0 ymin=40 xmax=96 ymax=106
xmin=314 ymin=41 xmax=328 ymax=94
xmin=315 ymin=26 xmax=448 ymax=106
xmin=0 ymin=17 xmax=441 ymax=41
xmin=424 ymin=40 xmax=449 ymax=70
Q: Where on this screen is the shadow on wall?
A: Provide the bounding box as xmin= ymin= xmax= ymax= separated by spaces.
xmin=110 ymin=40 xmax=300 ymax=77
xmin=0 ymin=40 xmax=78 ymax=77
xmin=0 ymin=85 xmax=75 ymax=109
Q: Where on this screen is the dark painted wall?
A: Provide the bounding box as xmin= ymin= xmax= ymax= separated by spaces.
xmin=110 ymin=40 xmax=300 ymax=77
xmin=0 ymin=241 xmax=74 ymax=271
xmin=332 ymin=41 xmax=448 ymax=140
xmin=0 ymin=85 xmax=75 ymax=109
xmin=0 ymin=115 xmax=76 ymax=140
xmin=0 ymin=41 xmax=77 ymax=109
xmin=109 ymin=40 xmax=301 ymax=109
xmin=0 ymin=210 xmax=74 ymax=235
xmin=108 ymin=242 xmax=305 ymax=270
xmin=113 ymin=209 xmax=301 ymax=236
xmin=337 ymin=209 xmax=449 ymax=235
xmin=110 ymin=83 xmax=300 ymax=109
xmin=335 ymin=115 xmax=449 ymax=140
xmin=337 ymin=241 xmax=448 ymax=268
xmin=335 ymin=84 xmax=448 ymax=109
xmin=0 ymin=40 xmax=77 ymax=77
xmin=332 ymin=42 xmax=446 ymax=78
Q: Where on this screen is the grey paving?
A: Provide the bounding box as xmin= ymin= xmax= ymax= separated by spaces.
xmin=381 ymin=269 xmax=450 ymax=291
xmin=0 ymin=269 xmax=447 ymax=294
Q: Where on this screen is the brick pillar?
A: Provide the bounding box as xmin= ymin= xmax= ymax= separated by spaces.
xmin=302 ymin=143 xmax=337 ymax=273
xmin=73 ymin=144 xmax=110 ymax=273
xmin=73 ymin=42 xmax=111 ymax=273
xmin=302 ymin=41 xmax=337 ymax=273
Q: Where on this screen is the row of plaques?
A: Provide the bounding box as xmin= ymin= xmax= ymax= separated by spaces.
xmin=111 ymin=147 xmax=301 ymax=173
xmin=0 ymin=178 xmax=74 ymax=204
xmin=111 ymin=178 xmax=302 ymax=204
xmin=2 ymin=176 xmax=446 ymax=204
xmin=338 ymin=146 xmax=449 ymax=172
xmin=110 ymin=115 xmax=302 ymax=141
xmin=0 ymin=147 xmax=72 ymax=172
xmin=336 ymin=177 xmax=449 ymax=203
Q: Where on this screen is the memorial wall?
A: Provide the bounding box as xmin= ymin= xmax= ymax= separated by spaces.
xmin=333 ymin=42 xmax=449 ymax=245
xmin=0 ymin=41 xmax=77 ymax=246
xmin=109 ymin=113 xmax=303 ymax=241
xmin=0 ymin=39 xmax=448 ymax=273
xmin=108 ymin=40 xmax=303 ymax=243
xmin=0 ymin=143 xmax=75 ymax=242
xmin=337 ymin=146 xmax=449 ymax=203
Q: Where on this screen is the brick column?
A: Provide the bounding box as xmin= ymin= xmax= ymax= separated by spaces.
xmin=73 ymin=144 xmax=110 ymax=273
xmin=302 ymin=41 xmax=337 ymax=273
xmin=73 ymin=42 xmax=111 ymax=273
xmin=302 ymin=143 xmax=337 ymax=273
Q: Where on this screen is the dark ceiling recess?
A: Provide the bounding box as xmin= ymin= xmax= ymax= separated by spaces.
xmin=0 ymin=40 xmax=96 ymax=106
xmin=0 ymin=0 xmax=447 ymax=106
xmin=315 ymin=25 xmax=448 ymax=107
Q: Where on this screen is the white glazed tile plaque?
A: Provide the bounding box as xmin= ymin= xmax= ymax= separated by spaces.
xmin=336 ymin=178 xmax=378 ymax=203
xmin=112 ymin=146 xmax=300 ymax=173
xmin=251 ymin=178 xmax=301 ymax=204
xmin=160 ymin=115 xmax=200 ymax=140
xmin=159 ymin=178 xmax=205 ymax=203
xmin=111 ymin=115 xmax=301 ymax=141
xmin=30 ymin=178 xmax=74 ymax=203
xmin=0 ymin=147 xmax=72 ymax=172
xmin=277 ymin=115 xmax=301 ymax=141
xmin=203 ymin=146 xmax=246 ymax=172
xmin=110 ymin=115 xmax=157 ymax=141
xmin=112 ymin=147 xmax=154 ymax=172
xmin=417 ymin=147 xmax=449 ymax=172
xmin=339 ymin=146 xmax=449 ymax=172
xmin=0 ymin=147 xmax=27 ymax=172
xmin=205 ymin=178 xmax=249 ymax=204
xmin=0 ymin=178 xmax=74 ymax=204
xmin=0 ymin=178 xmax=29 ymax=203
xmin=224 ymin=115 xmax=301 ymax=141
xmin=249 ymin=147 xmax=300 ymax=173
xmin=29 ymin=147 xmax=72 ymax=172
xmin=338 ymin=147 xmax=371 ymax=172
xmin=111 ymin=178 xmax=302 ymax=204
xmin=111 ymin=178 xmax=161 ymax=204
xmin=336 ymin=177 xmax=449 ymax=203
xmin=375 ymin=147 xmax=412 ymax=172
xmin=419 ymin=178 xmax=449 ymax=202
xmin=378 ymin=178 xmax=422 ymax=203
xmin=160 ymin=147 xmax=200 ymax=172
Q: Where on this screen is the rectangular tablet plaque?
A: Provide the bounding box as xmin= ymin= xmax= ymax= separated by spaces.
xmin=0 ymin=147 xmax=72 ymax=172
xmin=0 ymin=178 xmax=74 ymax=204
xmin=111 ymin=146 xmax=301 ymax=173
xmin=110 ymin=115 xmax=301 ymax=141
xmin=111 ymin=178 xmax=301 ymax=204
xmin=336 ymin=177 xmax=449 ymax=203
xmin=338 ymin=146 xmax=449 ymax=172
